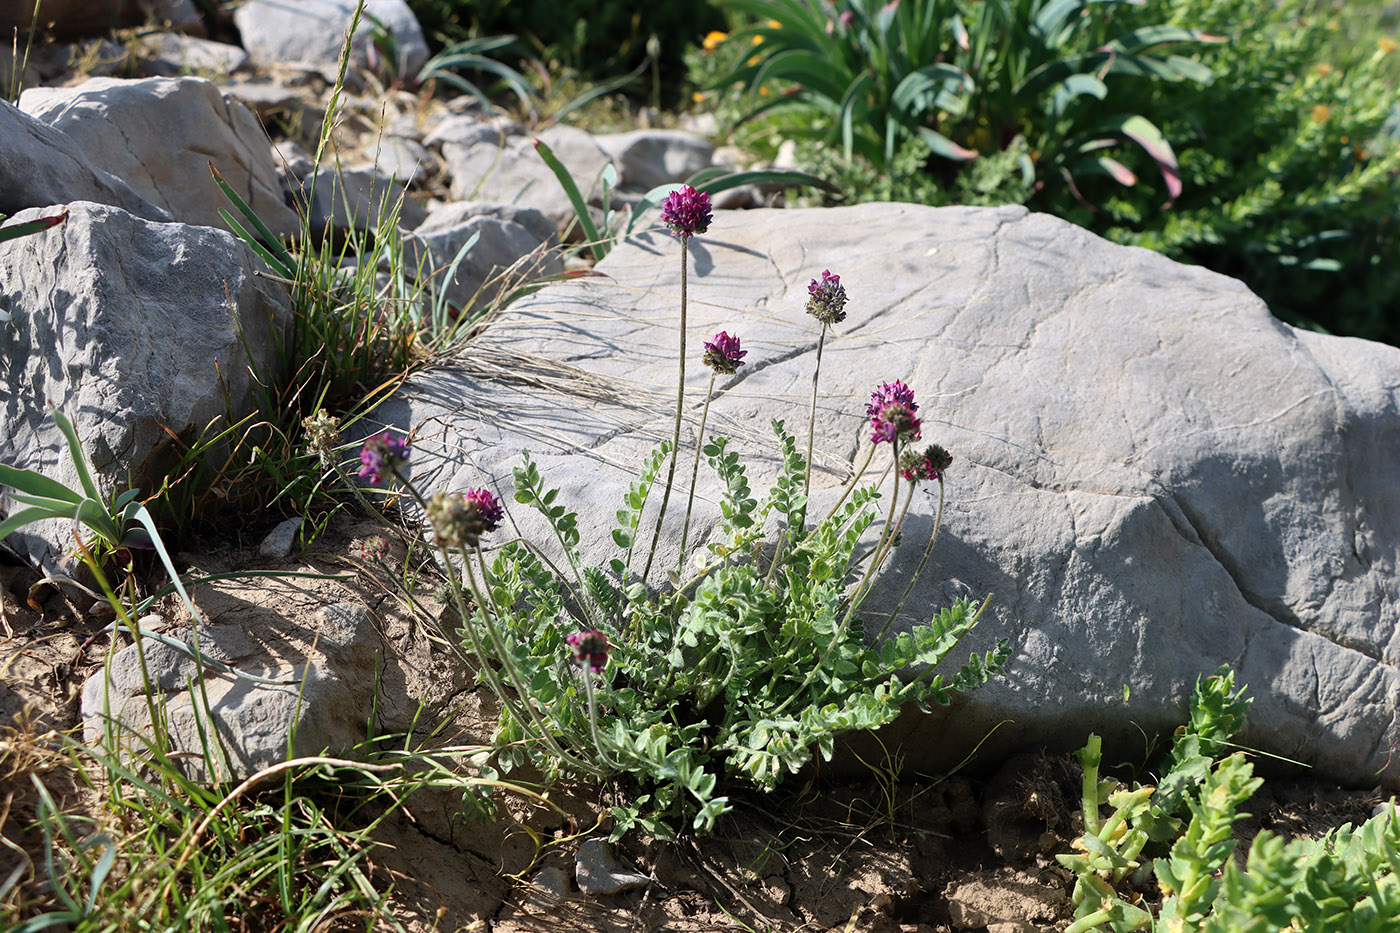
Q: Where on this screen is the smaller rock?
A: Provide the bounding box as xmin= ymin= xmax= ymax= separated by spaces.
xmin=367 ymin=137 xmax=433 ymax=186
xmin=593 ymin=129 xmax=715 ymax=192
xmin=418 ymin=201 xmax=557 ymax=245
xmin=1374 ymin=799 xmax=1398 ymax=819
xmin=528 ymin=866 xmax=570 ymax=905
xmin=292 ymin=164 xmax=426 ymax=234
xmin=575 ymin=838 xmax=649 ymax=895
xmin=235 ymin=0 xmax=429 ymax=76
xmin=258 ymin=517 xmax=303 ymax=559
xmin=133 ymin=34 xmax=249 ymax=77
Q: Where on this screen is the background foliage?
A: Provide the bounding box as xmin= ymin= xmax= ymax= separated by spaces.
xmin=691 ymin=0 xmax=1400 ymax=345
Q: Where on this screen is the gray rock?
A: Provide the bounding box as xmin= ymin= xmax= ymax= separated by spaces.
xmin=575 ymin=839 xmax=648 ymax=895
xmin=366 ymin=136 xmax=433 ymax=186
xmin=234 ymin=0 xmax=428 ymax=77
xmin=418 ymin=201 xmax=557 ymax=246
xmin=439 ymin=124 xmax=613 ymax=235
xmin=258 ymin=517 xmax=303 ymax=559
xmin=423 ymin=115 xmax=520 ymax=151
xmin=370 ymin=203 xmax=1400 ymax=789
xmin=292 ymin=164 xmax=426 ymax=234
xmin=0 ymin=202 xmax=289 ymax=566
xmin=132 ymin=33 xmax=249 ymax=77
xmin=0 ymin=98 xmax=168 ymax=222
xmin=20 ymin=76 xmax=298 ymax=237
xmin=593 ymin=129 xmax=715 ymax=191
xmin=80 ymin=602 xmax=380 ymax=781
xmin=222 ymin=81 xmax=307 ymax=116
xmin=403 ymin=214 xmax=563 ymax=316
xmin=529 ymin=866 xmax=571 ymax=903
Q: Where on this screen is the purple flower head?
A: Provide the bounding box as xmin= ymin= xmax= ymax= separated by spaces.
xmin=660 ymin=184 xmax=712 ymax=238
xmin=351 ymin=534 xmax=392 ymax=563
xmin=566 ymin=630 xmax=611 ymax=674
xmin=358 ymin=431 xmax=410 ymax=485
xmin=702 ymin=331 xmax=747 ymax=375
xmin=806 ymin=269 xmax=848 ymax=325
xmin=900 ymin=443 xmax=953 ymax=483
xmin=840 ymin=10 xmax=855 ymax=26
xmin=427 ymin=487 xmax=504 ymax=548
xmin=866 ymin=380 xmax=921 ymax=445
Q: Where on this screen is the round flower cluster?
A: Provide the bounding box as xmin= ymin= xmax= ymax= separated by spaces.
xmin=805 ymin=269 xmax=848 ymax=325
xmin=900 ymin=443 xmax=953 ymax=483
xmin=566 ymin=630 xmax=611 ymax=674
xmin=350 ymin=534 xmax=392 ymax=563
xmin=660 ymin=184 xmax=712 ymax=239
xmin=702 ymin=331 xmax=747 ymax=375
xmin=427 ymin=487 xmax=504 ymax=548
xmin=358 ymin=431 xmax=410 ymax=485
xmin=866 ymin=380 xmax=921 ymax=445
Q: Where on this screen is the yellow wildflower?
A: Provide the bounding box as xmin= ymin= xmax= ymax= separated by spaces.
xmin=692 ymin=90 xmax=705 ymax=104
xmin=759 ymin=86 xmax=770 ymax=96
xmin=768 ymin=19 xmax=781 ymax=28
xmin=1315 ymin=63 xmax=1333 ymax=77
xmin=1311 ymin=104 xmax=1332 ymax=123
xmin=1380 ymin=36 xmax=1397 ymax=55
xmin=748 ymin=54 xmax=760 ymax=66
xmin=702 ymin=31 xmax=727 ymax=51
xmin=752 ymin=33 xmax=765 ymax=45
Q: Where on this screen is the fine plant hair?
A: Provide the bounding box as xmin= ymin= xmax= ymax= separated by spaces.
xmin=1058 ymin=666 xmax=1400 ymax=932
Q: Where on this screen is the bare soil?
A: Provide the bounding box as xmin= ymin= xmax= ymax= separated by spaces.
xmin=0 ymin=513 xmax=1384 ymax=932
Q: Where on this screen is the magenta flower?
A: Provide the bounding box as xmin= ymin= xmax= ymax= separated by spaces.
xmin=660 ymin=184 xmax=712 ymax=238
xmin=866 ymin=380 xmax=921 ymax=445
xmin=358 ymin=431 xmax=410 ymax=485
xmin=900 ymin=444 xmax=953 ymax=483
xmin=702 ymin=331 xmax=747 ymax=375
xmin=427 ymin=487 xmax=504 ymax=548
xmin=566 ymin=630 xmax=611 ymax=674
xmin=806 ymin=269 xmax=848 ymax=325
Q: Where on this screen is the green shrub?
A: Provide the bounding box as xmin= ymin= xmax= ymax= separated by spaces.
xmin=1048 ymin=0 xmax=1400 ymax=344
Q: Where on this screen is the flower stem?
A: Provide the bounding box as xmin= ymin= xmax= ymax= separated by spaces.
xmin=772 ymin=439 xmax=902 ymax=718
xmin=678 ymin=370 xmax=716 ymax=576
xmin=643 ymin=235 xmax=689 ymax=583
xmin=803 ymin=323 xmax=828 ymax=513
xmin=874 ymin=477 xmax=945 ymax=643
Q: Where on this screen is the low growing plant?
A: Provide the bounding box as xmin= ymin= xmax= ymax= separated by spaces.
xmin=1059 ymin=666 xmax=1400 ymax=932
xmin=353 ymin=185 xmax=1009 ymax=836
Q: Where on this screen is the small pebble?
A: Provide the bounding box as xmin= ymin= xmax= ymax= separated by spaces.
xmin=575 ymin=838 xmax=649 ymax=895
xmin=257 ymin=517 xmax=302 ymax=559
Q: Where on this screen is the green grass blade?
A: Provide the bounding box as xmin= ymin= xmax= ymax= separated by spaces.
xmin=51 ymin=410 xmax=102 ymax=503
xmin=534 ymin=137 xmax=607 ymax=260
xmin=209 ymin=162 xmax=295 ymax=275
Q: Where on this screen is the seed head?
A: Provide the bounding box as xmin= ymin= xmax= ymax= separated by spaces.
xmin=428 ymin=487 xmax=504 ymax=548
xmin=900 ymin=444 xmax=953 ymax=483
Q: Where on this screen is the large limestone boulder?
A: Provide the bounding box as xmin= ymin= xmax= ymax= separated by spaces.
xmin=0 ymin=202 xmax=290 ymax=566
xmin=0 ymin=98 xmax=168 ymax=222
xmin=371 ymin=203 xmax=1399 ymax=789
xmin=234 ymin=0 xmax=429 ymax=77
xmin=20 ymin=76 xmax=298 ymax=237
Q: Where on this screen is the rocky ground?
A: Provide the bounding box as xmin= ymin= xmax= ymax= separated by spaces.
xmin=0 ymin=510 xmax=1384 ymax=931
